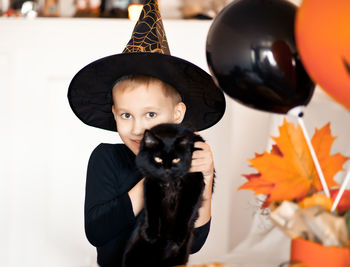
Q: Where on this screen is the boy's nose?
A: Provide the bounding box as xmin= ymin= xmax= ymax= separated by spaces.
xmin=131 ymin=119 xmax=145 ymax=136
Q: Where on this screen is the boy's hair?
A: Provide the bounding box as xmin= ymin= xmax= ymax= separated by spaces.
xmin=112 ymin=75 xmax=182 ymax=105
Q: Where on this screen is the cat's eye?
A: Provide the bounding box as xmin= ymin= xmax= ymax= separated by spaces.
xmin=154 ymin=157 xmax=163 ymax=163
xmin=172 ymin=158 xmax=181 ymax=164
xmin=146 ymin=112 xmax=157 ymax=118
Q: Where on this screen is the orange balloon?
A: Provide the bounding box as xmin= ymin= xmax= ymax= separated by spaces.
xmin=295 ymin=0 xmax=350 ymax=110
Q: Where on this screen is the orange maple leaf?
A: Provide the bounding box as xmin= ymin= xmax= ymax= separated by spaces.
xmin=239 ymin=119 xmax=349 ymax=206
xmin=311 ymin=123 xmax=347 ymax=191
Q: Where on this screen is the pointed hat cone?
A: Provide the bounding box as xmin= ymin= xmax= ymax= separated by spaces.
xmin=124 ymin=0 xmax=170 ymax=54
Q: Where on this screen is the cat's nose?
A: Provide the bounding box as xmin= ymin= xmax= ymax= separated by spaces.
xmin=165 ymin=169 xmax=171 ymax=175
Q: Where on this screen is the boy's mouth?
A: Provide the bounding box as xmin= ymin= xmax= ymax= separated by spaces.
xmin=131 ymin=139 xmax=141 ymax=145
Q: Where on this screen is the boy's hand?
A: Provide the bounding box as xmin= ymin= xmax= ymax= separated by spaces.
xmin=189 ymin=141 xmax=214 ymax=186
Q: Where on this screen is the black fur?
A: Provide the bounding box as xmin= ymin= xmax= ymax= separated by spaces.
xmin=122 ymin=123 xmax=205 ymax=267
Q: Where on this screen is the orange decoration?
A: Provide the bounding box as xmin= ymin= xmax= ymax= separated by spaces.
xmin=291 ymin=238 xmax=350 ymax=267
xmin=295 ymin=0 xmax=350 ymax=110
xmin=298 ymin=193 xmax=333 ymax=211
xmin=310 ymin=123 xmax=348 ymax=191
xmin=330 ymin=189 xmax=350 ymax=212
xmin=239 ymin=120 xmax=349 ymax=206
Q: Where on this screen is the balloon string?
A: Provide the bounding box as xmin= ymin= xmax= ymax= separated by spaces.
xmin=297 ymin=117 xmax=330 ymax=197
xmin=331 ymin=168 xmax=350 ymax=212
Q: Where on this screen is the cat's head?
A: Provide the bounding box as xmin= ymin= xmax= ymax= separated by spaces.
xmin=135 ymin=124 xmax=201 ymax=180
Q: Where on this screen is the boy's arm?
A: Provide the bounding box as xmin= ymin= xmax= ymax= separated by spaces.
xmin=128 ymin=178 xmax=144 ymax=215
xmin=195 ymin=172 xmax=213 ymax=227
xmin=190 ymin=141 xmax=214 ymax=228
xmin=191 ymin=218 xmax=211 ymax=254
xmin=188 ymin=141 xmax=214 ymax=253
xmin=84 ymin=144 xmax=139 ymax=247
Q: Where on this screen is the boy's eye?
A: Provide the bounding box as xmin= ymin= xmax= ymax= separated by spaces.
xmin=172 ymin=158 xmax=180 ymax=164
xmin=121 ymin=113 xmax=132 ymax=119
xmin=154 ymin=157 xmax=163 ymax=163
xmin=146 ymin=112 xmax=157 ymax=118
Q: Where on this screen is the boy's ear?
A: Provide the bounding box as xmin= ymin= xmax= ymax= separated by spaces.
xmin=143 ymin=130 xmax=159 ymax=148
xmin=111 ymin=105 xmax=117 ymax=118
xmin=174 ymin=102 xmax=186 ymax=123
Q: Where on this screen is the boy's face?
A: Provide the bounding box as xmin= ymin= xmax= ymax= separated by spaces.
xmin=111 ymin=81 xmax=186 ymax=154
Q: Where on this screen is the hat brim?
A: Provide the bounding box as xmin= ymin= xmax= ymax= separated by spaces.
xmin=68 ymin=53 xmax=226 ymax=132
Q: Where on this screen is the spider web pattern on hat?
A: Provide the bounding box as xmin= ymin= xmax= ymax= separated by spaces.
xmin=124 ymin=0 xmax=170 ymax=54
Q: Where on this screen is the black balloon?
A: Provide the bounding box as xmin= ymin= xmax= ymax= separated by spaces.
xmin=206 ymin=0 xmax=315 ymax=114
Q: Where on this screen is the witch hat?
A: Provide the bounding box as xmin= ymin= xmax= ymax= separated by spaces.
xmin=68 ymin=0 xmax=225 ymax=132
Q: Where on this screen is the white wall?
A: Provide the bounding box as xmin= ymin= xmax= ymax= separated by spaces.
xmin=1 ymin=16 xmax=349 ymax=267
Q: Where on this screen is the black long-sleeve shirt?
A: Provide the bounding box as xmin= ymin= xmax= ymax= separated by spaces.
xmin=85 ymin=143 xmax=211 ymax=267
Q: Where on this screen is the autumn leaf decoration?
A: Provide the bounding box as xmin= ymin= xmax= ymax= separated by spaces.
xmin=239 ymin=119 xmax=349 ymax=208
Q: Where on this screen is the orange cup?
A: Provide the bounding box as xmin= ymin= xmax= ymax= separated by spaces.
xmin=290 ymin=238 xmax=350 ymax=267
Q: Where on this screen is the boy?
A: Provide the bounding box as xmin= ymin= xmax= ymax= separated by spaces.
xmin=85 ymin=75 xmax=218 ymax=266
xmin=67 ymin=1 xmax=225 ymax=266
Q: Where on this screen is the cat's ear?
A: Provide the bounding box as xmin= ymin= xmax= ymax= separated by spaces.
xmin=177 ymin=135 xmax=191 ymax=148
xmin=143 ymin=130 xmax=159 ymax=148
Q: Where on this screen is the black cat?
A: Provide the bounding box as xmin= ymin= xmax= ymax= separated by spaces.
xmin=122 ymin=123 xmax=206 ymax=267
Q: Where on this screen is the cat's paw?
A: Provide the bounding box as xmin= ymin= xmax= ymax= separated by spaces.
xmin=140 ymin=227 xmax=158 ymax=244
xmin=164 ymin=241 xmax=182 ymax=258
